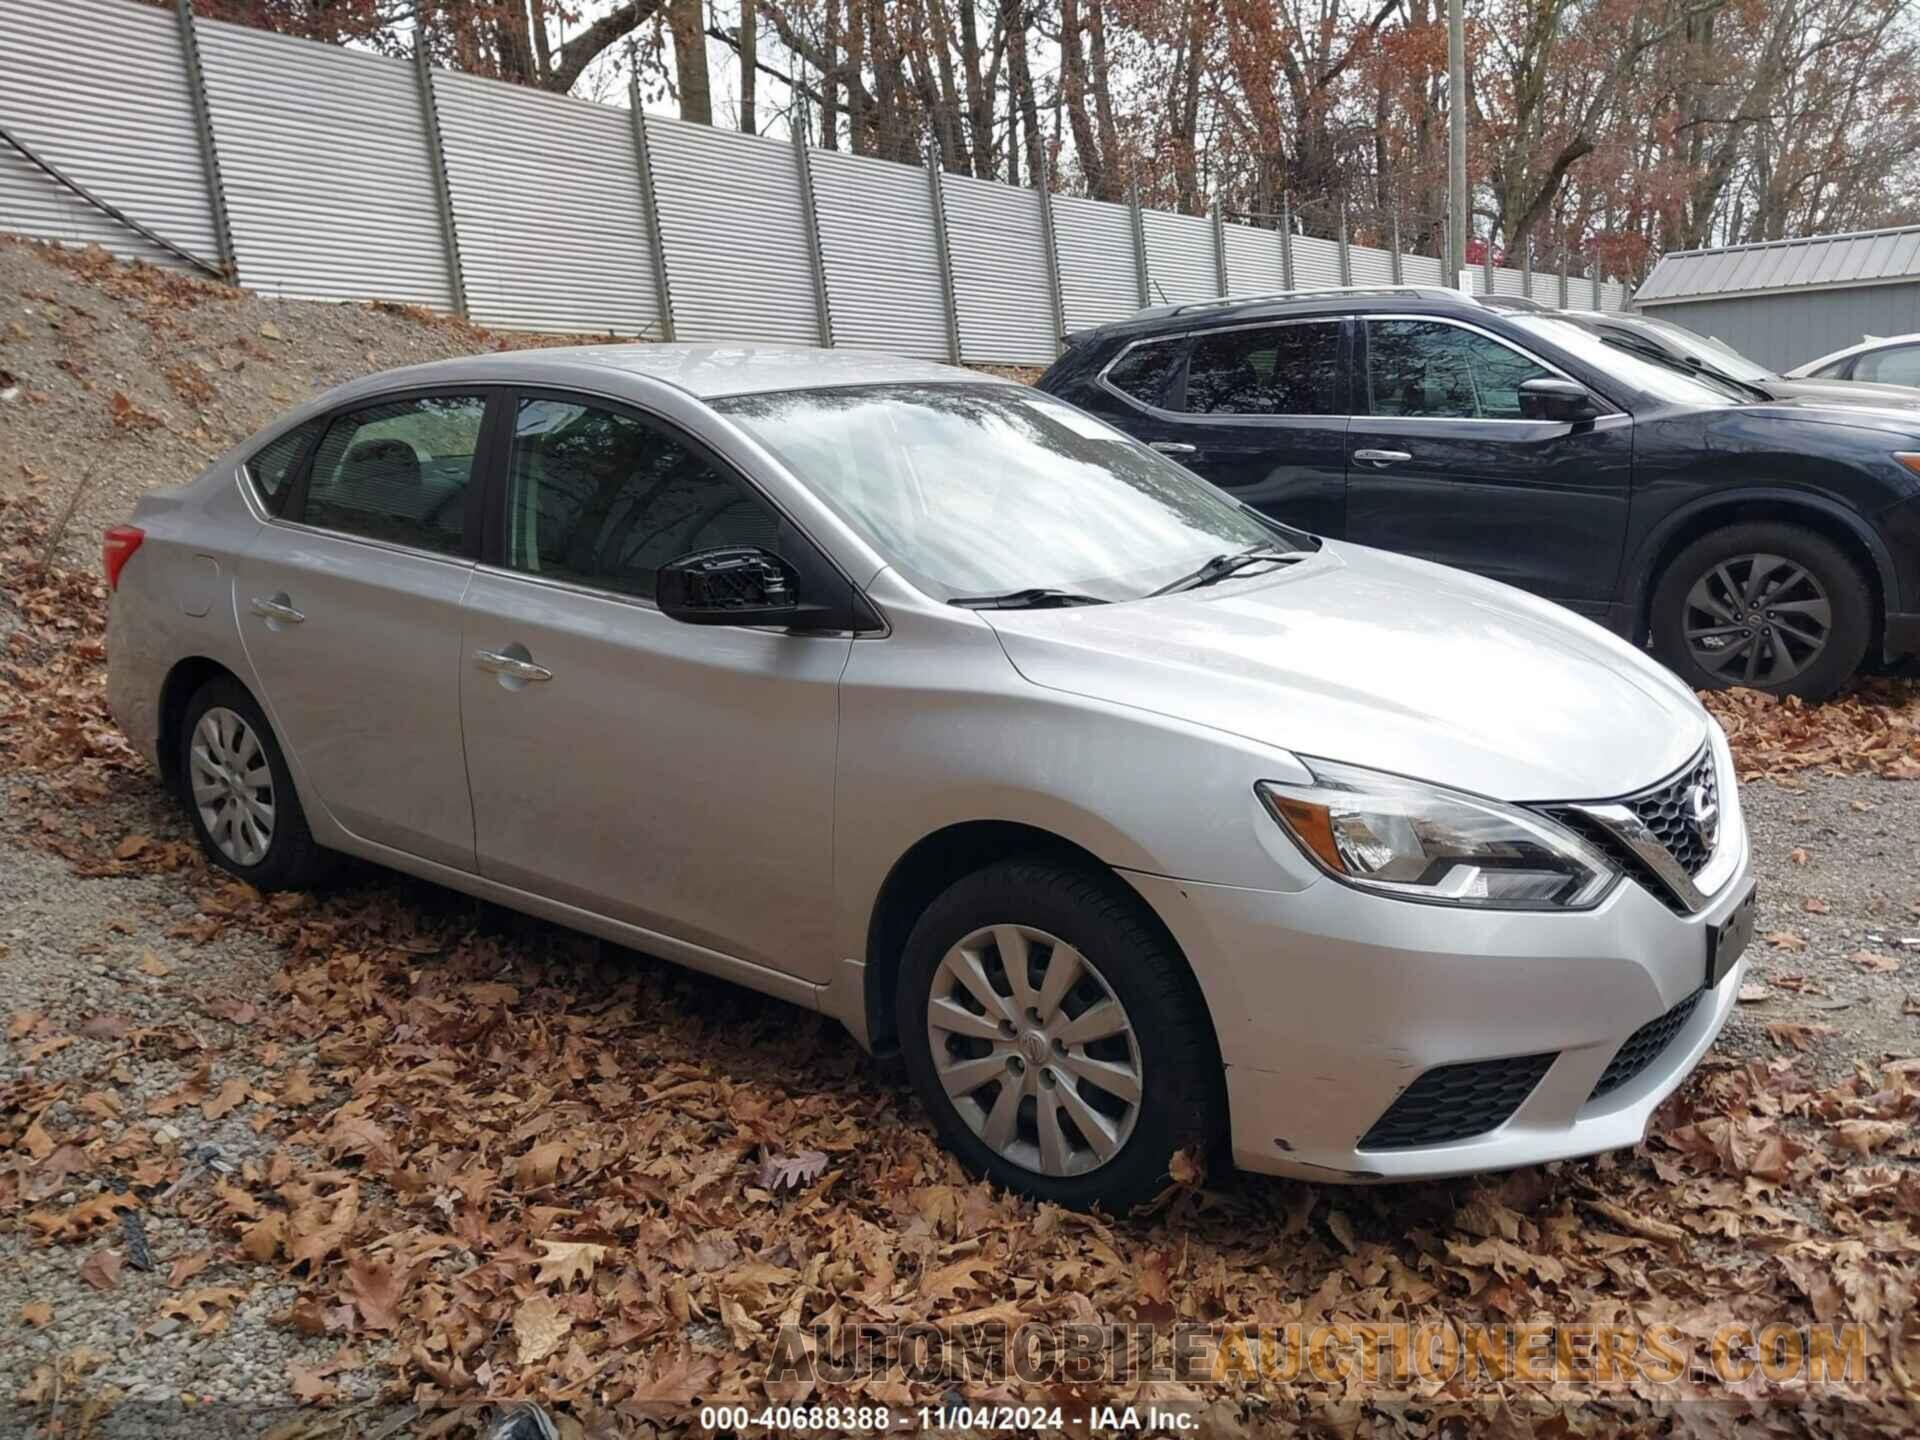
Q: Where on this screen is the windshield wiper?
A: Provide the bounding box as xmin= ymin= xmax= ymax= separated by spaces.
xmin=1148 ymin=544 xmax=1297 ymax=597
xmin=948 ymin=587 xmax=1110 ymax=611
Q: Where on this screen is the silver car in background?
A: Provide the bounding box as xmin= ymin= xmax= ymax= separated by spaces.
xmin=104 ymin=345 xmax=1756 ymax=1209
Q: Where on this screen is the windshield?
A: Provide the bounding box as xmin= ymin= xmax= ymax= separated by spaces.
xmin=1510 ymin=316 xmax=1750 ymax=406
xmin=1632 ymin=315 xmax=1774 ymax=383
xmin=715 ymin=384 xmax=1305 ymax=602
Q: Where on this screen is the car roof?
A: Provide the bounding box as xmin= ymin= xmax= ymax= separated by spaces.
xmin=326 ymin=343 xmax=1001 ymax=402
xmin=1071 ymin=286 xmax=1486 ymax=344
xmin=1787 ymin=332 xmax=1920 ymax=375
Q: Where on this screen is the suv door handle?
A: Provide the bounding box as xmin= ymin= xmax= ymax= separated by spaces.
xmin=1149 ymin=441 xmax=1198 ymax=456
xmin=474 ymin=649 xmax=553 ymax=683
xmin=1352 ymin=449 xmax=1413 ymax=466
xmin=249 ymin=594 xmax=305 ymax=625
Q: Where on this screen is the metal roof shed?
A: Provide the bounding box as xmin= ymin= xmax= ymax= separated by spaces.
xmin=1632 ymin=224 xmax=1920 ymax=372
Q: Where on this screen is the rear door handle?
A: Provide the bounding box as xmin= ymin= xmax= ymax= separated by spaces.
xmin=1149 ymin=441 xmax=1198 ymax=456
xmin=474 ymin=649 xmax=553 ymax=683
xmin=1352 ymin=449 xmax=1413 ymax=466
xmin=249 ymin=594 xmax=305 ymax=625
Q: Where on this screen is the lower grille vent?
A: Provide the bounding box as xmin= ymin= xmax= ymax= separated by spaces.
xmin=1357 ymin=1052 xmax=1556 ymax=1151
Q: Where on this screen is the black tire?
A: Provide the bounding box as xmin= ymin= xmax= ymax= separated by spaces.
xmin=1650 ymin=522 xmax=1871 ymax=701
xmin=895 ymin=858 xmax=1221 ymax=1212
xmin=177 ymin=676 xmax=331 ymax=890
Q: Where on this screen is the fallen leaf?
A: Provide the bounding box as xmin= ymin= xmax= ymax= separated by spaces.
xmin=1790 ymin=847 xmax=1810 ymax=865
xmin=136 ymin=949 xmax=172 ymax=977
xmin=80 ymin=1248 xmax=123 ymax=1291
xmin=533 ymin=1239 xmax=608 ymax=1289
xmin=755 ymin=1148 xmax=828 ymax=1193
xmin=1737 ymin=982 xmax=1772 ymax=1003
xmin=202 ymin=1076 xmax=249 ymax=1120
xmin=1851 ymin=950 xmax=1901 ymax=974
xmin=168 ymin=1251 xmax=214 ymax=1289
xmin=1765 ymin=930 xmax=1807 ymax=951
xmin=20 ymin=1301 xmax=52 ymax=1328
xmin=1802 ymin=897 xmax=1830 ymax=915
xmin=513 ymin=1295 xmax=571 ymax=1365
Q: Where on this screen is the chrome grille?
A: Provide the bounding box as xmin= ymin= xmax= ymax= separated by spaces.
xmin=1540 ymin=747 xmax=1720 ymax=915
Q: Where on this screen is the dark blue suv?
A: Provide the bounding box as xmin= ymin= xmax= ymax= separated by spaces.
xmin=1038 ymin=287 xmax=1920 ymax=700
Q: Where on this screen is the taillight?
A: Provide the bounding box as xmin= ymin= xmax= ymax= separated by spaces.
xmin=103 ymin=525 xmax=144 ymax=591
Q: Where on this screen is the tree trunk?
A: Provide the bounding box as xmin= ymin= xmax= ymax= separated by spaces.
xmin=739 ymin=0 xmax=756 ymax=133
xmin=669 ymin=0 xmax=712 ymax=124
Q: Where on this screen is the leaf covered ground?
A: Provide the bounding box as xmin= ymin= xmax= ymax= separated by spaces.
xmin=2 ymin=243 xmax=1920 ymax=1438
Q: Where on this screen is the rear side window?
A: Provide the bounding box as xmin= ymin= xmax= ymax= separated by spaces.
xmin=1367 ymin=319 xmax=1551 ymax=419
xmin=303 ymin=395 xmax=487 ymax=555
xmin=1186 ymin=322 xmax=1342 ymax=415
xmin=244 ymin=420 xmax=322 ymax=515
xmin=1103 ymin=340 xmax=1184 ymax=408
xmin=1854 ymin=345 xmax=1920 ymax=387
xmin=503 ymin=396 xmax=782 ymax=600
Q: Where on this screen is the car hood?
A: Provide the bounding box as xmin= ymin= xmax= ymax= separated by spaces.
xmin=981 ymin=543 xmax=1708 ymax=802
xmin=1768 ymin=377 xmax=1920 ymax=408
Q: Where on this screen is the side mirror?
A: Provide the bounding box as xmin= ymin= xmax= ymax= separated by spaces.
xmin=657 ymin=546 xmax=804 ymax=626
xmin=1517 ymin=376 xmax=1604 ymax=423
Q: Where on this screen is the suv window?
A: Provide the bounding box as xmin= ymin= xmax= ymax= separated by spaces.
xmin=1367 ymin=319 xmax=1551 ymax=419
xmin=245 ymin=419 xmax=323 ymax=515
xmin=1103 ymin=340 xmax=1184 ymax=408
xmin=1186 ymin=322 xmax=1341 ymax=415
xmin=1854 ymin=345 xmax=1920 ymax=387
xmin=304 ymin=395 xmax=487 ymax=554
xmin=504 ymin=396 xmax=782 ymax=600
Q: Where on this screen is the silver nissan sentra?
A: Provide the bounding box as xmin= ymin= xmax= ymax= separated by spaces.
xmin=104 ymin=344 xmax=1756 ymax=1209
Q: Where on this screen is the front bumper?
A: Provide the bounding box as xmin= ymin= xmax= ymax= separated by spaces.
xmin=1125 ymin=774 xmax=1753 ymax=1183
xmin=1886 ymin=610 xmax=1920 ymax=662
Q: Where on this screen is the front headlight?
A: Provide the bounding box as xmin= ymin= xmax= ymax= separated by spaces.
xmin=1256 ymin=758 xmax=1618 ymax=910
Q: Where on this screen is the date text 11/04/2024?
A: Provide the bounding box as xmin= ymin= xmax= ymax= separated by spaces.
xmin=695 ymin=1405 xmax=1196 ymax=1432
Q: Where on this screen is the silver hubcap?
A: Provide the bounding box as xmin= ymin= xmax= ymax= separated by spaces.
xmin=189 ymin=707 xmax=274 ymax=867
xmin=926 ymin=923 xmax=1142 ymax=1178
xmin=1683 ymin=553 xmax=1831 ymax=685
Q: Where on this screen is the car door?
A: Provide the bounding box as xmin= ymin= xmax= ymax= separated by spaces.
xmin=231 ymin=388 xmax=494 ymax=871
xmin=1343 ymin=316 xmax=1633 ymax=610
xmin=1170 ymin=318 xmax=1352 ymax=535
xmin=457 ymin=391 xmax=849 ymax=980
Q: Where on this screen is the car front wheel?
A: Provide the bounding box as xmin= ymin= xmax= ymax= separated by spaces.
xmin=896 ymin=859 xmax=1220 ymax=1212
xmin=1650 ymin=522 xmax=1871 ymax=701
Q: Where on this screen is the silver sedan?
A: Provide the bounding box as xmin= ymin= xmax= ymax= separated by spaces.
xmin=105 ymin=345 xmax=1754 ymax=1210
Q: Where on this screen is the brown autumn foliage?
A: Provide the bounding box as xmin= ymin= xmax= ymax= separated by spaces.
xmin=3 ymin=493 xmax=1920 ymax=1435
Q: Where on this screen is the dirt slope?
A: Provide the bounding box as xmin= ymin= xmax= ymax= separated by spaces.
xmin=0 ymin=238 xmax=574 ymax=567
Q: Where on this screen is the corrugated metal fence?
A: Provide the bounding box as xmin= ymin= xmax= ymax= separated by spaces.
xmin=0 ymin=0 xmax=1630 ymax=365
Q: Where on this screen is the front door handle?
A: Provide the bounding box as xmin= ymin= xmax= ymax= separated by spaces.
xmin=1149 ymin=441 xmax=1198 ymax=456
xmin=1352 ymin=449 xmax=1413 ymax=467
xmin=249 ymin=594 xmax=305 ymax=625
xmin=474 ymin=648 xmax=553 ymax=683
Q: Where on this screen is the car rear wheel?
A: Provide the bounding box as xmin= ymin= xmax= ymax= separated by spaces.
xmin=896 ymin=858 xmax=1220 ymax=1212
xmin=178 ymin=677 xmax=330 ymax=889
xmin=1651 ymin=523 xmax=1871 ymax=701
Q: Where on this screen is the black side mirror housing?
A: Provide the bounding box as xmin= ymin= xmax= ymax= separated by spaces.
xmin=1517 ymin=376 xmax=1604 ymax=423
xmin=657 ymin=546 xmax=814 ymax=627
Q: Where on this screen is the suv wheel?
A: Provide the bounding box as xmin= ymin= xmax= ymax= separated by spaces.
xmin=896 ymin=859 xmax=1220 ymax=1212
xmin=178 ymin=677 xmax=330 ymax=889
xmin=1650 ymin=522 xmax=1871 ymax=701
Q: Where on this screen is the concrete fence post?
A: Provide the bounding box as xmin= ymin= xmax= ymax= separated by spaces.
xmin=1210 ymin=197 xmax=1228 ymax=297
xmin=1279 ymin=192 xmax=1294 ymax=290
xmin=1389 ymin=206 xmax=1403 ymax=285
xmin=1558 ymin=248 xmax=1569 ymax=309
xmin=791 ymin=114 xmax=833 ymax=347
xmin=172 ymin=0 xmax=235 ymax=281
xmin=1482 ymin=221 xmax=1495 ymax=293
xmin=1035 ymin=153 xmax=1068 ymax=354
xmin=926 ymin=137 xmax=962 ymax=362
xmin=1338 ymin=198 xmax=1352 ymax=285
xmin=1128 ymin=183 xmax=1150 ymax=307
xmin=1591 ymin=266 xmax=1602 ymax=310
xmin=627 ymin=82 xmax=676 ymax=342
xmin=1521 ymin=237 xmax=1533 ymax=299
xmin=411 ymin=38 xmax=468 ymax=319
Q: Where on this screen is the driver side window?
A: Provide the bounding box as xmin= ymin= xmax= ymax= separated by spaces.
xmin=1367 ymin=319 xmax=1551 ymax=419
xmin=504 ymin=396 xmax=782 ymax=601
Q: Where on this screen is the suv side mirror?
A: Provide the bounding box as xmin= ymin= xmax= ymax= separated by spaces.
xmin=657 ymin=546 xmax=808 ymax=627
xmin=1517 ymin=376 xmax=1604 ymax=423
